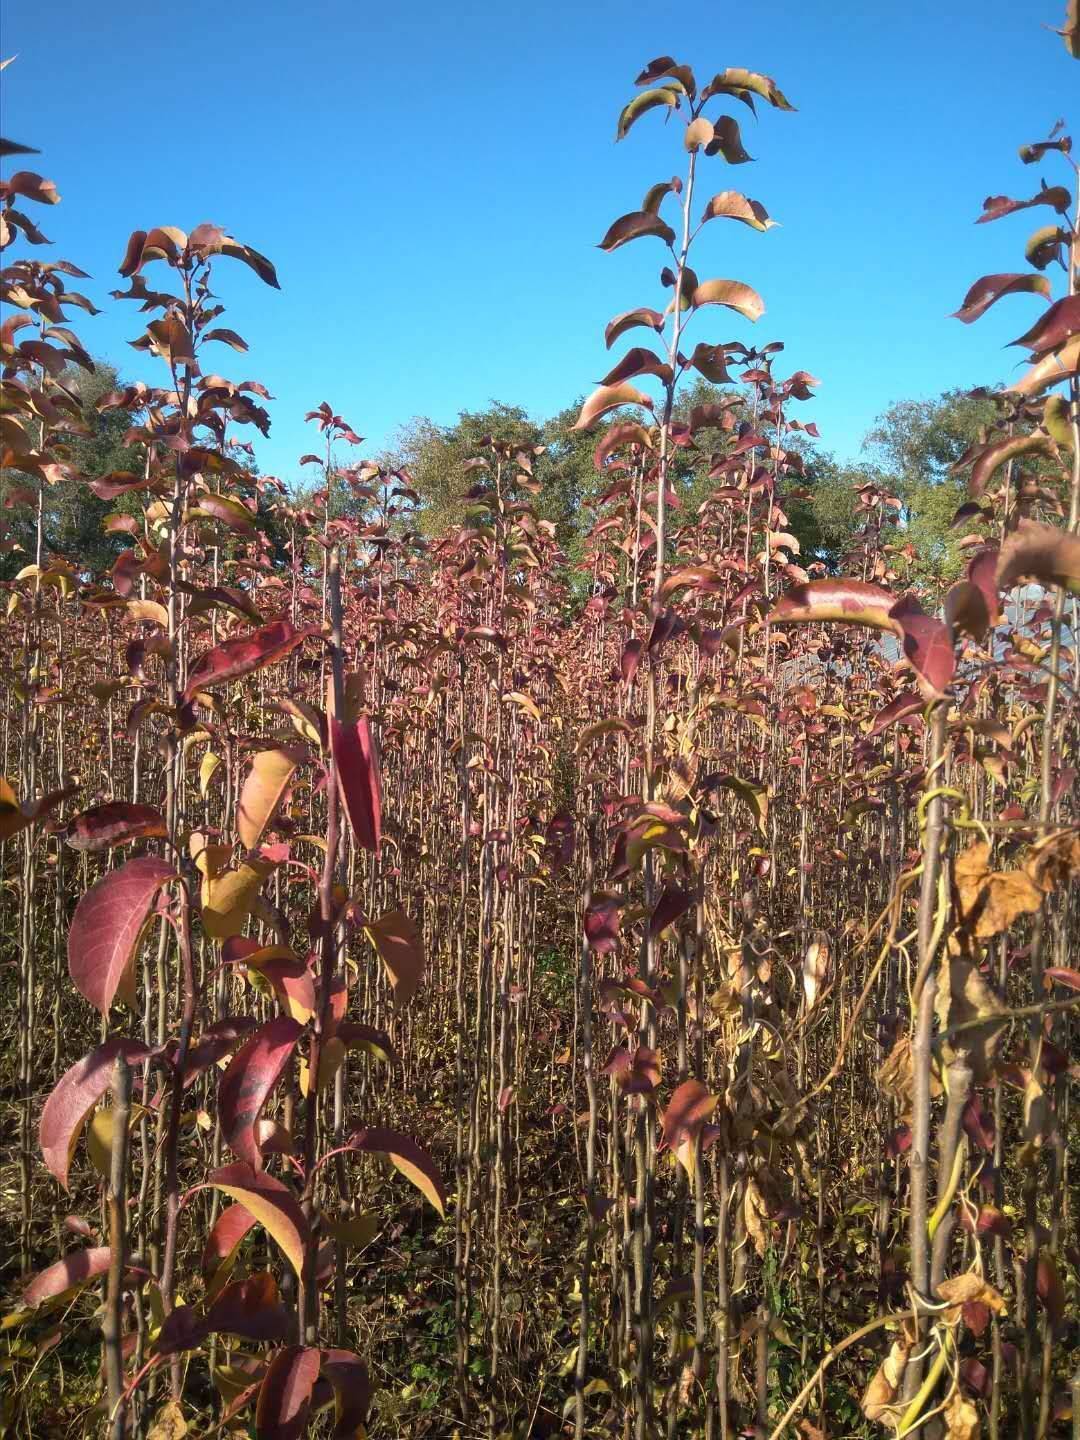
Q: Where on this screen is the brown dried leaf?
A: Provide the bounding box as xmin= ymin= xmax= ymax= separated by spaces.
xmin=937 ymin=1271 xmax=1007 ymax=1325
xmin=943 ymin=1389 xmax=980 ymax=1440
xmin=861 ymin=1323 xmax=914 ymax=1425
xmin=954 ymin=842 xmax=1044 ymax=938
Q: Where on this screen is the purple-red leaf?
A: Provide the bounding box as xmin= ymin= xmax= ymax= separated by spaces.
xmin=320 ymin=1350 xmax=370 ymax=1439
xmin=68 ymin=855 xmax=176 ymax=1014
xmin=63 ymin=802 xmax=167 ymax=852
xmin=648 ymin=883 xmax=693 ymax=939
xmin=975 ymin=187 xmax=1071 ymax=224
xmin=23 ymin=1247 xmax=114 ymax=1306
xmin=157 ymin=1273 xmax=290 ymax=1355
xmin=951 ymin=272 xmax=1051 ymax=323
xmin=598 ymin=210 xmax=676 ymax=252
xmin=345 ymin=1128 xmax=447 ymax=1216
xmin=40 ymin=1038 xmax=154 ymax=1190
xmin=219 ymin=1016 xmax=303 ymax=1168
xmin=1008 ymin=294 xmax=1080 ymax=354
xmin=585 ymin=893 xmax=622 ymax=953
xmin=255 ymin=1346 xmax=321 ymax=1440
xmin=184 ymin=620 xmax=314 ymax=702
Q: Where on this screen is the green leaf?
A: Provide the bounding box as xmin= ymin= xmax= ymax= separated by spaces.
xmin=616 ymin=86 xmax=680 ymax=141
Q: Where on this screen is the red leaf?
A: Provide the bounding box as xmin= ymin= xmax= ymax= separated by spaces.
xmin=951 ymin=272 xmax=1051 ymax=323
xmin=24 ymin=1246 xmax=113 ymax=1306
xmin=602 ymin=1044 xmax=661 ymax=1093
xmin=40 ymin=1037 xmax=154 ymax=1190
xmin=200 ymin=1163 xmax=309 ymax=1276
xmin=975 ymin=187 xmax=1071 ymax=224
xmin=183 ymin=620 xmax=314 ymax=702
xmin=620 ymin=638 xmax=643 ymax=686
xmin=219 ymin=1016 xmax=303 ymax=1168
xmin=182 ymin=1016 xmax=259 ymax=1086
xmin=202 ymin=1203 xmax=259 ymax=1280
xmin=1008 ymin=293 xmax=1080 ymax=354
xmin=648 ymin=883 xmax=693 ymax=939
xmin=890 ymin=596 xmax=956 ymax=697
xmin=585 ymin=893 xmax=621 ymax=953
xmin=320 ymin=1349 xmax=370 ymax=1439
xmin=63 ymin=802 xmax=167 ymax=852
xmin=256 ymin=1347 xmax=321 ymax=1440
xmin=1036 ymin=1253 xmax=1066 ymax=1325
xmin=157 ymin=1273 xmax=290 ymax=1355
xmin=329 ymin=692 xmax=382 ymax=855
xmin=770 ymin=578 xmax=898 ymax=631
xmin=68 ymin=856 xmax=176 ymax=1014
xmin=660 ymin=1079 xmax=718 ymax=1148
xmin=345 ymin=1128 xmax=447 ymax=1216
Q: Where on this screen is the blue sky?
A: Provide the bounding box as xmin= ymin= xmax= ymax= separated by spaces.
xmin=3 ymin=0 xmax=1076 ymax=481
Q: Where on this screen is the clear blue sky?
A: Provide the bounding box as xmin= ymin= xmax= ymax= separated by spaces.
xmin=3 ymin=0 xmax=1076 ymax=481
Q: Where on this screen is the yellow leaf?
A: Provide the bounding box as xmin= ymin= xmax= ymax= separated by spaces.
xmin=201 ymin=860 xmax=272 ymax=942
xmin=199 ymin=751 xmax=221 ymax=799
xmin=237 ymin=746 xmax=300 ymax=850
xmin=126 ymin=599 xmax=170 ymax=628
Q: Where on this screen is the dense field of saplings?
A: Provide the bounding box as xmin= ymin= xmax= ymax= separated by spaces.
xmin=1 ymin=15 xmax=1079 ymax=1440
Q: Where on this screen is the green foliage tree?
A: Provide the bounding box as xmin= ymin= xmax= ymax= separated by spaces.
xmin=0 ymin=359 xmax=139 ymax=580
xmin=864 ymin=387 xmax=999 ymax=585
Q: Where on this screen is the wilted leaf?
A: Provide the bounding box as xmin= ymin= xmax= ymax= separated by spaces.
xmin=955 ymin=841 xmax=1045 ymax=939
xmin=943 ymin=1390 xmax=980 ymax=1440
xmin=146 ymin=1401 xmax=188 ymax=1440
xmin=802 ymin=933 xmax=830 ymax=1010
xmin=861 ymin=1323 xmax=914 ymax=1425
xmin=937 ymin=1272 xmax=1007 ymax=1324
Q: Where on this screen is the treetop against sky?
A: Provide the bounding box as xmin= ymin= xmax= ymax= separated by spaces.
xmin=2 ymin=0 xmax=1075 ymax=477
